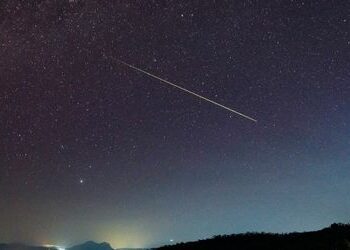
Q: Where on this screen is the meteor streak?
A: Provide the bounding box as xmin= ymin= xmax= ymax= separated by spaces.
xmin=117 ymin=60 xmax=257 ymax=123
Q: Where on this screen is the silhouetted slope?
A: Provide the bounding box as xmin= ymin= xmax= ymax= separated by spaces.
xmin=156 ymin=223 xmax=350 ymax=250
xmin=1 ymin=224 xmax=349 ymax=250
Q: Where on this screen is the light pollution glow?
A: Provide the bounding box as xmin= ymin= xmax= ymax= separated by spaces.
xmin=42 ymin=245 xmax=65 ymax=250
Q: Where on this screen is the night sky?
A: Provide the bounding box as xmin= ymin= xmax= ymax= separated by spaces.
xmin=1 ymin=0 xmax=350 ymax=248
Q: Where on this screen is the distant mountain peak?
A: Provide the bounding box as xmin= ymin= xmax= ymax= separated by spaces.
xmin=68 ymin=241 xmax=113 ymax=250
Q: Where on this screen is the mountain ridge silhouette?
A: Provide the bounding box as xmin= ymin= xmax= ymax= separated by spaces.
xmin=1 ymin=223 xmax=349 ymax=250
xmin=156 ymin=223 xmax=350 ymax=250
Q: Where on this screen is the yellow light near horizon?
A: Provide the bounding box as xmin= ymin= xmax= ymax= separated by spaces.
xmin=98 ymin=229 xmax=152 ymax=249
xmin=42 ymin=244 xmax=66 ymax=250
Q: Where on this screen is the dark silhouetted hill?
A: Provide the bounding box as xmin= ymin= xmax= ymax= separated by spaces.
xmin=1 ymin=224 xmax=349 ymax=250
xmin=156 ymin=223 xmax=350 ymax=250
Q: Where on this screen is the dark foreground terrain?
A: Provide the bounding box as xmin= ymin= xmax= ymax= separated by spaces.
xmin=157 ymin=223 xmax=350 ymax=250
xmin=1 ymin=223 xmax=349 ymax=250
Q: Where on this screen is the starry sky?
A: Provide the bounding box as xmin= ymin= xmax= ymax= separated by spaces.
xmin=1 ymin=0 xmax=350 ymax=248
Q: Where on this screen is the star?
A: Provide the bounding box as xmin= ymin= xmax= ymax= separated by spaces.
xmin=1 ymin=1 xmax=349 ymax=248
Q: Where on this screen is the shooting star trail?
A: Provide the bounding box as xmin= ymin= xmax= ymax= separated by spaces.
xmin=117 ymin=60 xmax=257 ymax=123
